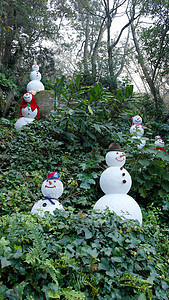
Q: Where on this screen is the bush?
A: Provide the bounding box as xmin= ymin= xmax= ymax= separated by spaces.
xmin=0 ymin=210 xmax=168 ymax=299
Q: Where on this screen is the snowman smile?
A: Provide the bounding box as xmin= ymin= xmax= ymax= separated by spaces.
xmin=115 ymin=157 xmax=124 ymax=162
xmin=45 ymin=185 xmax=56 ymax=188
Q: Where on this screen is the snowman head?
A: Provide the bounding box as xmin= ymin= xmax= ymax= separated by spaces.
xmin=41 ymin=172 xmax=63 ymax=199
xmin=105 ymin=143 xmax=126 ymax=167
xmin=23 ymin=92 xmax=33 ymax=103
xmin=106 ymin=151 xmax=126 ymax=167
xmin=132 ymin=115 xmax=142 ymax=125
xmin=30 ymin=70 xmax=41 ymax=81
xmin=32 ymin=60 xmax=39 ymax=71
xmin=155 ymin=136 xmax=164 ymax=147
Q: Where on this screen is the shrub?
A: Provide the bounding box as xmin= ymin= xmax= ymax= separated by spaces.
xmin=0 ymin=210 xmax=168 ymax=299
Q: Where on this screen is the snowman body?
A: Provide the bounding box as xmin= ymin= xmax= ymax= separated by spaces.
xmin=14 ymin=116 xmax=35 ymax=130
xmin=94 ymin=194 xmax=142 ymax=224
xmin=27 ymin=63 xmax=44 ymax=92
xmin=21 ymin=106 xmax=38 ymax=119
xmin=93 ymin=148 xmax=142 ymax=224
xmin=130 ymin=124 xmax=144 ymax=137
xmin=31 ymin=172 xmax=64 ymax=216
xmin=15 ymin=92 xmax=39 ymax=130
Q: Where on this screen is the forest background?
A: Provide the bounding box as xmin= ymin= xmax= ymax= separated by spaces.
xmin=0 ymin=0 xmax=169 ymax=299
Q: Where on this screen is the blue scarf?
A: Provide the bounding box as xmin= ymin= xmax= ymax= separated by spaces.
xmin=42 ymin=197 xmax=57 ymax=205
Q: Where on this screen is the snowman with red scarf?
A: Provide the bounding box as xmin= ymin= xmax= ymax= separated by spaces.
xmin=31 ymin=172 xmax=64 ymax=216
xmin=14 ymin=92 xmax=40 ymax=130
xmin=155 ymin=136 xmax=167 ymax=153
xmin=93 ymin=143 xmax=142 ymax=224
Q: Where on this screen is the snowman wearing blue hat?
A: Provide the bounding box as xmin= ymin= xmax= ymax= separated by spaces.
xmin=31 ymin=172 xmax=64 ymax=216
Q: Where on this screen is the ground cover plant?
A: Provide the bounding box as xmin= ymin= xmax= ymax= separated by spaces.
xmin=0 ymin=81 xmax=169 ymax=299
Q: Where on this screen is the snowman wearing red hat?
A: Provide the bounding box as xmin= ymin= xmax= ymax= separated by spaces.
xmin=31 ymin=172 xmax=64 ymax=216
xmin=14 ymin=92 xmax=40 ymax=130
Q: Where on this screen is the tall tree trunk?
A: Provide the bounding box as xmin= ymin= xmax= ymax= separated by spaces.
xmin=83 ymin=12 xmax=90 ymax=77
xmin=131 ymin=22 xmax=164 ymax=117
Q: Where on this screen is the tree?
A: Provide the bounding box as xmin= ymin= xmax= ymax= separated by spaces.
xmin=129 ymin=0 xmax=169 ymax=118
xmin=0 ymin=0 xmax=59 ymax=77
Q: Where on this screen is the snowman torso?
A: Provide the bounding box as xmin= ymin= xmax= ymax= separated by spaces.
xmin=30 ymin=71 xmax=42 ymax=81
xmin=21 ymin=106 xmax=38 ymax=118
xmin=100 ymin=166 xmax=132 ymax=194
xmin=31 ymin=198 xmax=64 ymax=216
xmin=130 ymin=124 xmax=144 ymax=136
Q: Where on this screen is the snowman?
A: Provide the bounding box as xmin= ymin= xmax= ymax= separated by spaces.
xmin=93 ymin=143 xmax=142 ymax=224
xmin=130 ymin=115 xmax=146 ymax=149
xmin=14 ymin=92 xmax=40 ymax=130
xmin=27 ymin=60 xmax=44 ymax=93
xmin=155 ymin=136 xmax=167 ymax=153
xmin=31 ymin=172 xmax=64 ymax=216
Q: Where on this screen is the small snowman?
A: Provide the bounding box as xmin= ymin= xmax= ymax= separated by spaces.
xmin=130 ymin=115 xmax=146 ymax=149
xmin=93 ymin=143 xmax=142 ymax=224
xmin=27 ymin=60 xmax=44 ymax=93
xmin=14 ymin=92 xmax=40 ymax=130
xmin=155 ymin=136 xmax=167 ymax=153
xmin=31 ymin=172 xmax=64 ymax=216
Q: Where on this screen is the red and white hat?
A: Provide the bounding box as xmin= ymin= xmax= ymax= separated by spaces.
xmin=46 ymin=172 xmax=61 ymax=181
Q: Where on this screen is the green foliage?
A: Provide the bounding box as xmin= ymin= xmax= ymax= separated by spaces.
xmin=0 ymin=80 xmax=169 ymax=299
xmin=0 ymin=73 xmax=17 ymax=90
xmin=0 ymin=211 xmax=168 ymax=299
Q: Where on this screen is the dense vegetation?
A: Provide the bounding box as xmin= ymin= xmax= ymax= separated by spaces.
xmin=0 ymin=79 xmax=169 ymax=299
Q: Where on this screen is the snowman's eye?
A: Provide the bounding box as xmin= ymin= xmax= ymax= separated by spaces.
xmin=116 ymin=152 xmax=119 ymax=154
xmin=43 ymin=203 xmax=47 ymax=207
xmin=46 ymin=180 xmax=48 ymax=182
xmin=54 ymin=180 xmax=56 ymax=183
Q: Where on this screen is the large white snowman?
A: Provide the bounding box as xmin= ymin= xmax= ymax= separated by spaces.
xmin=93 ymin=143 xmax=142 ymax=224
xmin=14 ymin=92 xmax=40 ymax=130
xmin=130 ymin=115 xmax=146 ymax=149
xmin=31 ymin=172 xmax=64 ymax=216
xmin=27 ymin=60 xmax=44 ymax=93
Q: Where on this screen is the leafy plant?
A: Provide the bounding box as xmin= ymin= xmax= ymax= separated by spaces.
xmin=0 ymin=210 xmax=168 ymax=299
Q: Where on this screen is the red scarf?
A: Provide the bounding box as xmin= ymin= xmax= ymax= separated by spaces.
xmin=156 ymin=147 xmax=167 ymax=153
xmin=19 ymin=93 xmax=40 ymax=119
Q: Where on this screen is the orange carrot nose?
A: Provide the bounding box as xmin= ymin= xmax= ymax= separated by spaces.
xmin=120 ymin=154 xmax=126 ymax=158
xmin=49 ymin=180 xmax=52 ymax=185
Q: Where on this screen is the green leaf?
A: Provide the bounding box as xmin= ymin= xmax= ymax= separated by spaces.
xmin=1 ymin=257 xmax=11 ymax=268
xmin=139 ymin=159 xmax=150 ymax=166
xmin=124 ymin=85 xmax=133 ymax=98
xmin=139 ymin=187 xmax=147 ymax=198
xmin=98 ymin=257 xmax=110 ymax=271
xmin=84 ymin=229 xmax=93 ymax=239
xmin=76 ymin=74 xmax=81 ymax=90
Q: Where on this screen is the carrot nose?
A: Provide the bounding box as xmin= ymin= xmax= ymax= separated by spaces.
xmin=49 ymin=180 xmax=52 ymax=185
xmin=120 ymin=154 xmax=126 ymax=158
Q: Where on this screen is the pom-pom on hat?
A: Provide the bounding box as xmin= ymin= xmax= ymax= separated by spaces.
xmin=108 ymin=142 xmax=122 ymax=151
xmin=47 ymin=172 xmax=61 ymax=181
